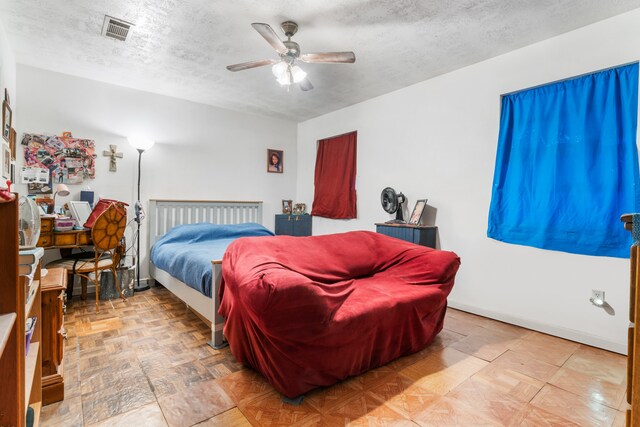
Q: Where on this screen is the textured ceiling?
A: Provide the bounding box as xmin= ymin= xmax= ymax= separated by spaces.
xmin=1 ymin=1 xmax=640 ymax=122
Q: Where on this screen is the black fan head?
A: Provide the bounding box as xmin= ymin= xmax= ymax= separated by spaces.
xmin=381 ymin=187 xmax=398 ymax=214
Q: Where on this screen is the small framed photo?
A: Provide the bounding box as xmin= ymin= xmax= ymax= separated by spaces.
xmin=9 ymin=127 xmax=16 ymax=159
xmin=293 ymin=203 xmax=307 ymax=215
xmin=1 ymin=144 xmax=10 ymax=180
xmin=282 ymin=199 xmax=292 ymax=214
xmin=267 ymin=149 xmax=283 ymax=173
xmin=408 ymin=199 xmax=428 ymax=225
xmin=2 ymin=99 xmax=11 ymax=142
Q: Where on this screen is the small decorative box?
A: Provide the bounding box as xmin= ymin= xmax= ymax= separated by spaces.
xmin=54 ymin=217 xmax=76 ymax=231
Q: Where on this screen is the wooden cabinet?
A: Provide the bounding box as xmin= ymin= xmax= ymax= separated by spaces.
xmin=375 ymin=223 xmax=437 ymax=248
xmin=275 ymin=214 xmax=312 ymax=236
xmin=621 ymin=214 xmax=640 ymax=426
xmin=0 ymin=195 xmax=43 ymax=427
xmin=41 ymin=268 xmax=66 ymax=405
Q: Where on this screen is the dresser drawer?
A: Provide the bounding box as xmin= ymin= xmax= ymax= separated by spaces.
xmin=77 ymin=233 xmax=91 ymax=245
xmin=38 ymin=234 xmax=53 ymax=247
xmin=41 ymin=218 xmax=53 ymax=232
xmin=53 ymin=233 xmax=77 ymax=247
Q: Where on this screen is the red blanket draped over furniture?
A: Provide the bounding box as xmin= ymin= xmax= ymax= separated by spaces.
xmin=219 ymin=231 xmax=461 ymax=397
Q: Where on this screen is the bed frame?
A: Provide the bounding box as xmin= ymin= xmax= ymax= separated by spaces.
xmin=148 ymin=199 xmax=263 ymax=348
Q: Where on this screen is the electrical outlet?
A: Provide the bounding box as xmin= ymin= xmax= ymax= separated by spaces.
xmin=591 ymin=290 xmax=605 ymax=307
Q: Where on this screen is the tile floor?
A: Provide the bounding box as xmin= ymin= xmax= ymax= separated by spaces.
xmin=40 ymin=286 xmax=628 ymax=427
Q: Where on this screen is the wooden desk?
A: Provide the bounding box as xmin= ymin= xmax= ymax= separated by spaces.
xmin=37 ymin=217 xmax=91 ymax=249
xmin=37 ymin=217 xmax=92 ymax=300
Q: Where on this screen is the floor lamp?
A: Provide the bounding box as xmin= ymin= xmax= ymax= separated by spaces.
xmin=128 ymin=136 xmax=155 ymax=292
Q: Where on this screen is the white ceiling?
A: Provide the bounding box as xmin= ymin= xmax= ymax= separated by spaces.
xmin=1 ymin=1 xmax=640 ymax=122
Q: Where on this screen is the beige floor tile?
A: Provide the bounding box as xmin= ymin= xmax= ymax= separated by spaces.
xmin=86 ymin=402 xmax=168 ymax=427
xmin=530 ymin=384 xmax=617 ymax=427
xmin=157 ymin=378 xmax=235 ymax=427
xmin=305 ymin=376 xmax=364 ymax=413
xmin=320 ymin=392 xmax=415 ymax=426
xmin=40 ymin=395 xmax=84 ymax=427
xmin=399 ymin=347 xmax=488 ymax=393
xmin=194 ymin=407 xmax=252 ymax=427
xmin=517 ymin=405 xmax=580 ymax=426
xmin=489 ymin=350 xmax=560 ymax=382
xmin=443 ymin=314 xmax=485 ymax=336
xmin=510 ymin=332 xmax=580 ymax=366
xmin=612 ymin=410 xmax=627 ymax=427
xmin=549 ymin=366 xmax=626 ymax=409
xmin=367 ymin=374 xmax=439 ymax=419
xmin=446 ymin=377 xmax=529 ymax=424
xmin=471 ymin=363 xmax=545 ymax=402
xmin=147 ymin=359 xmax=215 ymax=398
xmin=217 ymin=369 xmax=273 ymax=405
xmin=81 ymin=376 xmax=156 ymax=425
xmin=450 ymin=328 xmax=521 ymax=361
xmin=237 ymin=390 xmax=321 ymax=426
xmin=412 ymin=395 xmax=501 ymax=426
xmin=563 ymin=345 xmax=627 ymax=385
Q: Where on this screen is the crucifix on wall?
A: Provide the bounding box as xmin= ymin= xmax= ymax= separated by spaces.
xmin=103 ymin=144 xmax=123 ymax=172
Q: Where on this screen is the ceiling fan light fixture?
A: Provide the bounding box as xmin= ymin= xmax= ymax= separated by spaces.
xmin=272 ymin=61 xmax=288 ymax=78
xmin=277 ymin=73 xmax=292 ymax=86
xmin=291 ymin=65 xmax=306 ymax=83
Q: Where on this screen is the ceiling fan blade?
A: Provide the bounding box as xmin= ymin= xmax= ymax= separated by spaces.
xmin=300 ymin=52 xmax=356 ymax=64
xmin=299 ymin=78 xmax=314 ymax=91
xmin=226 ymin=59 xmax=277 ymax=72
xmin=251 ymin=23 xmax=288 ymax=54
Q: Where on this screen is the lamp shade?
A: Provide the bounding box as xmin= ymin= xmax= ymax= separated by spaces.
xmin=56 ymin=183 xmax=70 ymax=197
xmin=128 ymin=136 xmax=155 ymax=151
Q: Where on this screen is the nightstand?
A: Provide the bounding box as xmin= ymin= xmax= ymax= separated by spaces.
xmin=275 ymin=215 xmax=312 ymax=236
xmin=375 ymin=223 xmax=437 ymax=248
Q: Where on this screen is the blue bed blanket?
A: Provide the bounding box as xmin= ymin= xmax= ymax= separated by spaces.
xmin=150 ymin=222 xmax=274 ymax=297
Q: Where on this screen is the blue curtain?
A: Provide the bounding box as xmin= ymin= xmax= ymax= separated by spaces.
xmin=488 ymin=63 xmax=639 ymax=258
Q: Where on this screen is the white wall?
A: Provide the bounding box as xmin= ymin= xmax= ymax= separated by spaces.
xmin=296 ymin=9 xmax=640 ymax=353
xmin=0 ymin=18 xmax=16 ymax=190
xmin=16 ymin=65 xmax=297 ymax=277
xmin=0 ymin=19 xmax=15 ymax=109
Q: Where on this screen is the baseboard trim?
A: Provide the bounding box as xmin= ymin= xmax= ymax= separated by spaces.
xmin=447 ymin=299 xmax=627 ymax=355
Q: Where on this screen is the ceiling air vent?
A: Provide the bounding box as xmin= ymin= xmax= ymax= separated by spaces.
xmin=101 ymin=15 xmax=133 ymax=41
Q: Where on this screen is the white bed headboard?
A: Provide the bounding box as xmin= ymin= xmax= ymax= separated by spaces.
xmin=148 ymin=199 xmax=264 ymax=248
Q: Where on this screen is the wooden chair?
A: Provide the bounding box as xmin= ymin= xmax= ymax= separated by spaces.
xmin=47 ymin=205 xmax=127 ymax=310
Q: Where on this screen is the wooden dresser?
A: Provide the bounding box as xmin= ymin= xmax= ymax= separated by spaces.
xmin=621 ymin=214 xmax=640 ymax=426
xmin=40 ymin=268 xmax=66 ymax=405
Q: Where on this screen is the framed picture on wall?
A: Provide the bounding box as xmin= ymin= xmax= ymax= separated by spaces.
xmin=408 ymin=199 xmax=428 ymax=225
xmin=267 ymin=149 xmax=283 ymax=173
xmin=2 ymin=99 xmax=11 ymax=142
xmin=9 ymin=128 xmax=16 ymax=159
xmin=2 ymin=144 xmax=11 ymax=180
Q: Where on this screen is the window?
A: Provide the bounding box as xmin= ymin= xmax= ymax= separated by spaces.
xmin=488 ymin=63 xmax=639 ymax=258
xmin=311 ymin=131 xmax=357 ymax=219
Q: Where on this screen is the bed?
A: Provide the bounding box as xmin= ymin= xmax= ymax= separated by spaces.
xmin=220 ymin=230 xmax=461 ymax=398
xmin=148 ymin=199 xmax=267 ymax=348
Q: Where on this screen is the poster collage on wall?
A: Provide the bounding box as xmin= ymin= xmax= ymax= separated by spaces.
xmin=22 ymin=133 xmax=96 ymax=194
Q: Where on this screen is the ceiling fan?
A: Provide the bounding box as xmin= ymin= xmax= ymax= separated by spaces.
xmin=226 ymin=21 xmax=356 ymax=91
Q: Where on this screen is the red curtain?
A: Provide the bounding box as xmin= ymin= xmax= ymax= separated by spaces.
xmin=311 ymin=131 xmax=357 ymax=219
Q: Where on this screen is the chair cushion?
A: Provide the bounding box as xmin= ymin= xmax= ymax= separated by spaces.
xmin=46 ymin=257 xmax=115 ymax=273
